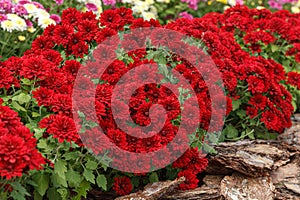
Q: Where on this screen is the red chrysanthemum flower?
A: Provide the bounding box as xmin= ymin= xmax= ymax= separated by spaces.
xmin=287 ymin=71 xmax=300 ymax=90
xmin=47 ymin=115 xmax=79 ymax=143
xmin=113 ymin=176 xmax=132 ymax=196
xmin=248 ymin=93 xmax=268 ymax=110
xmin=177 ymin=170 xmax=199 ymax=190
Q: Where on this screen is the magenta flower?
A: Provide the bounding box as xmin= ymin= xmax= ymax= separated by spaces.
xmin=32 ymin=2 xmax=44 ymax=9
xmin=179 ymin=12 xmax=193 ymax=20
xmin=54 ymin=0 xmax=64 ymax=5
xmin=0 ymin=14 xmax=7 ymax=22
xmin=0 ymin=0 xmax=13 ymax=13
xmin=18 ymin=0 xmax=31 ymax=5
xmin=86 ymin=3 xmax=98 ymax=11
xmin=13 ymin=4 xmax=28 ymax=16
xmin=102 ymin=0 xmax=116 ymax=6
xmin=50 ymin=14 xmax=61 ymax=24
xmin=25 ymin=19 xmax=33 ymax=28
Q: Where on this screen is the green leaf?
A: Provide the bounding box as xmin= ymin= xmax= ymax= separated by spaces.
xmin=33 ymin=173 xmax=49 ymax=196
xmin=232 ymin=99 xmax=241 ymax=111
xmin=37 ymin=139 xmax=48 ymax=149
xmin=32 ymin=112 xmax=40 ymax=118
xmin=47 ymin=187 xmax=61 ymax=200
xmin=11 ymin=101 xmax=26 ymax=112
xmin=10 ymin=182 xmax=30 ymax=200
xmin=64 ymin=152 xmax=80 ymax=160
xmin=86 ymin=160 xmax=98 ymax=170
xmin=271 ymin=44 xmax=279 ymax=53
xmin=149 ymin=172 xmax=159 ymax=183
xmin=223 ymin=125 xmax=239 ymax=139
xmin=57 ymin=188 xmax=68 ymax=200
xmin=236 ymin=109 xmax=246 ymax=118
xmin=51 ymin=173 xmax=68 ymax=188
xmin=96 ymin=174 xmax=107 ymax=191
xmin=34 ymin=128 xmax=45 ymax=139
xmin=66 ymin=170 xmax=83 ymax=187
xmin=73 ymin=180 xmax=91 ymax=200
xmin=83 ymin=169 xmax=95 ymax=184
xmin=54 ymin=159 xmax=67 ymax=179
xmin=12 ymin=93 xmax=31 ymax=104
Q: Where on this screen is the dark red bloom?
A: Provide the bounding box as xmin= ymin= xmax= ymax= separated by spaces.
xmin=177 ymin=170 xmax=199 ymax=190
xmin=113 ymin=176 xmax=132 ymax=196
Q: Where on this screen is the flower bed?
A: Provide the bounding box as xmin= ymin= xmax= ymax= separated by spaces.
xmin=0 ymin=5 xmax=299 ymax=200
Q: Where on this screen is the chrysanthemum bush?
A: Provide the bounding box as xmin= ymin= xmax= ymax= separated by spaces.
xmin=0 ymin=0 xmax=102 ymax=61
xmin=0 ymin=5 xmax=299 ymax=200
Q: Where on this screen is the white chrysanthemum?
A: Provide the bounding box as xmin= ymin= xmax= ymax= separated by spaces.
xmin=31 ymin=8 xmax=50 ymax=21
xmin=132 ymin=1 xmax=150 ymax=13
xmin=38 ymin=17 xmax=55 ymax=29
xmin=24 ymin=3 xmax=38 ymax=14
xmin=142 ymin=12 xmax=156 ymax=20
xmin=6 ymin=14 xmax=20 ymax=20
xmin=1 ymin=20 xmax=15 ymax=32
xmin=97 ymin=6 xmax=103 ymax=14
xmin=228 ymin=0 xmax=236 ymax=6
xmin=291 ymin=6 xmax=300 ymax=13
xmin=122 ymin=0 xmax=133 ymax=3
xmin=156 ymin=0 xmax=169 ymax=3
xmin=145 ymin=0 xmax=154 ymax=4
xmin=12 ymin=18 xmax=27 ymax=31
xmin=88 ymin=0 xmax=102 ymax=7
xmin=6 ymin=14 xmax=27 ymax=31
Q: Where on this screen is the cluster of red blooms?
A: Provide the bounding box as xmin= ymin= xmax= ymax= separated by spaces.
xmin=0 ymin=98 xmax=45 ymax=180
xmin=164 ymin=6 xmax=300 ymax=132
xmin=1 ymin=5 xmax=299 ymax=194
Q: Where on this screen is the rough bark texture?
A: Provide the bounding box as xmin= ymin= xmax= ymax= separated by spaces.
xmin=113 ymin=118 xmax=300 ymax=200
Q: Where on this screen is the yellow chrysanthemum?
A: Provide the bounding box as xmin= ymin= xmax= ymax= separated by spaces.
xmin=217 ymin=0 xmax=228 ymax=4
xmin=27 ymin=27 xmax=36 ymax=33
xmin=18 ymin=35 xmax=26 ymax=41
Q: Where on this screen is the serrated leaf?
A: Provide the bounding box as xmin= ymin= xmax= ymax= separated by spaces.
xmin=51 ymin=173 xmax=67 ymax=188
xmin=271 ymin=44 xmax=279 ymax=53
xmin=236 ymin=109 xmax=246 ymax=118
xmin=149 ymin=172 xmax=159 ymax=183
xmin=96 ymin=174 xmax=107 ymax=191
xmin=54 ymin=159 xmax=67 ymax=179
xmin=86 ymin=160 xmax=98 ymax=170
xmin=34 ymin=128 xmax=44 ymax=139
xmin=12 ymin=93 xmax=31 ymax=104
xmin=10 ymin=182 xmax=29 ymax=200
xmin=232 ymin=99 xmax=241 ymax=111
xmin=64 ymin=152 xmax=80 ymax=160
xmin=73 ymin=180 xmax=90 ymax=200
xmin=83 ymin=169 xmax=95 ymax=184
xmin=57 ymin=188 xmax=68 ymax=200
xmin=11 ymin=191 xmax=26 ymax=200
xmin=33 ymin=173 xmax=49 ymax=196
xmin=47 ymin=187 xmax=61 ymax=200
xmin=66 ymin=170 xmax=82 ymax=187
xmin=37 ymin=139 xmax=48 ymax=149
